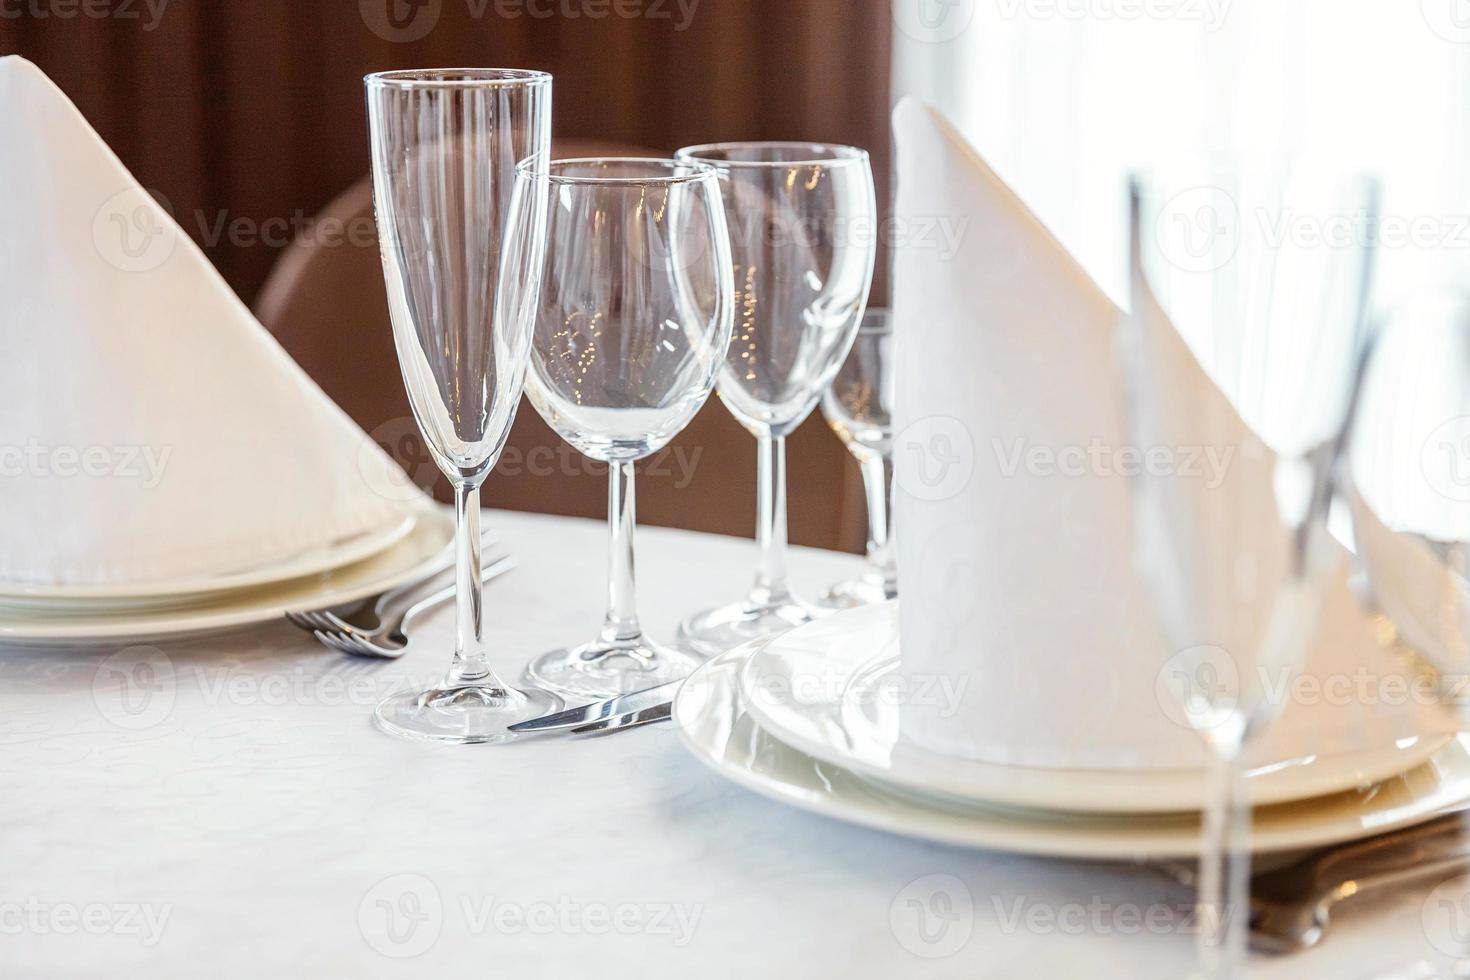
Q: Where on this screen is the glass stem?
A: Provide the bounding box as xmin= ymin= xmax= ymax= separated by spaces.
xmin=599 ymin=461 xmax=643 ymax=647
xmin=449 ymin=481 xmax=495 ymax=686
xmin=752 ymin=433 xmax=792 ymax=606
xmin=1197 ymin=735 xmax=1250 ymax=980
xmin=861 ymin=455 xmax=897 ymax=594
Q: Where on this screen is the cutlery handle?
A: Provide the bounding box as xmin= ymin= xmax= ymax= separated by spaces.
xmin=370 ymin=529 xmax=498 ymax=617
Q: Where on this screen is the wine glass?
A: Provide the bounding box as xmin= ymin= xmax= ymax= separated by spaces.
xmin=673 ymin=141 xmax=877 ymax=654
xmin=364 ymin=68 xmax=559 ymax=743
xmin=1346 ymin=289 xmax=1470 ymax=678
xmin=818 ymin=307 xmax=897 ymax=607
xmin=1124 ymin=163 xmax=1378 ymax=978
xmin=508 ymin=158 xmax=736 ymax=700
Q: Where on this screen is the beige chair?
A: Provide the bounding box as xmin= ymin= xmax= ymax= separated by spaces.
xmin=254 ymin=138 xmax=865 ymax=552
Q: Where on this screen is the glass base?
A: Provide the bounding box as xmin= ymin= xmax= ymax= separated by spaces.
xmin=677 ymin=597 xmax=817 ymax=657
xmin=815 ymin=575 xmax=897 ymax=611
xmin=373 ymin=680 xmax=562 ymax=745
xmin=524 ymin=637 xmax=705 ymax=702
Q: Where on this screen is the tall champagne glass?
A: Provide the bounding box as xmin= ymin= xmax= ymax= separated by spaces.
xmin=1124 ymin=163 xmax=1378 ymax=977
xmin=819 ymin=307 xmax=897 ymax=607
xmin=674 ymin=142 xmax=877 ymax=654
xmin=507 ymin=158 xmax=735 ymax=699
xmin=365 ymin=68 xmax=559 ymax=743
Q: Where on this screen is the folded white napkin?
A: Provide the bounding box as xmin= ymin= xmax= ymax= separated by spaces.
xmin=0 ymin=57 xmax=424 ymax=589
xmin=891 ymin=98 xmax=1451 ymax=770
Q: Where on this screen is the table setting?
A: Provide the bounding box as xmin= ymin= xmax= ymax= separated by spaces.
xmin=6 ymin=53 xmax=1470 ymax=980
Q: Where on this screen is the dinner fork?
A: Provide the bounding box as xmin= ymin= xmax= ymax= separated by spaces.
xmin=305 ymin=554 xmax=517 ymax=659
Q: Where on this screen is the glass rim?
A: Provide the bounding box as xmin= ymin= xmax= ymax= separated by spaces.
xmin=364 ymin=68 xmax=552 ymax=89
xmin=515 ymin=156 xmax=721 ymax=187
xmin=675 ymin=141 xmax=870 ymax=169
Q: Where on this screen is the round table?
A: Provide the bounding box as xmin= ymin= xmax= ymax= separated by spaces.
xmin=0 ymin=511 xmax=1443 ymax=977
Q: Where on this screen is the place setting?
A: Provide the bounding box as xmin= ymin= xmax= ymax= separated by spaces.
xmin=6 ymin=14 xmax=1470 ymax=977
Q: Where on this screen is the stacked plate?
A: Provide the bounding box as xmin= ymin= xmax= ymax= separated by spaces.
xmin=0 ymin=504 xmax=456 ymax=645
xmin=675 ymin=602 xmax=1470 ymax=859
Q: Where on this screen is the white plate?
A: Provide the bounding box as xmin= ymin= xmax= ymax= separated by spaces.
xmin=739 ymin=602 xmax=1454 ymax=815
xmin=0 ymin=506 xmax=455 ymax=644
xmin=676 ymin=641 xmax=1470 ymax=859
xmin=0 ymin=511 xmax=418 ymax=605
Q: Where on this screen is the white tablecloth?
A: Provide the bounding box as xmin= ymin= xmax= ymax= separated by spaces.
xmin=0 ymin=511 xmax=1456 ymax=978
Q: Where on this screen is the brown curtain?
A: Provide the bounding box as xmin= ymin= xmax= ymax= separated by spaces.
xmin=2 ymin=0 xmax=892 ymax=305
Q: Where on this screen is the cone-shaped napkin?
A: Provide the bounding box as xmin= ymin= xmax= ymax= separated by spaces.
xmin=891 ymin=98 xmax=1450 ymax=769
xmin=0 ymin=57 xmax=424 ymax=589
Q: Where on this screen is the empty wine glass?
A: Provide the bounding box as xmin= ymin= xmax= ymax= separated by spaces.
xmin=1124 ymin=163 xmax=1378 ymax=978
xmin=1346 ymin=289 xmax=1470 ymax=677
xmin=819 ymin=307 xmax=897 ymax=607
xmin=674 ymin=141 xmax=877 ymax=654
xmin=508 ymin=158 xmax=735 ymax=700
xmin=364 ymin=68 xmax=559 ymax=743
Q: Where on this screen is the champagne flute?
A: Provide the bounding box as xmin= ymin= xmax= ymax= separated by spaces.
xmin=510 ymin=158 xmax=736 ymax=700
xmin=674 ymin=141 xmax=877 ymax=654
xmin=819 ymin=307 xmax=897 ymax=607
xmin=1125 ymin=162 xmax=1378 ymax=977
xmin=365 ymin=68 xmax=559 ymax=743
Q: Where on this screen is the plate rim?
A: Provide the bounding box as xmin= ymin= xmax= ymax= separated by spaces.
xmin=738 ymin=601 xmax=1454 ymax=815
xmin=676 ymin=643 xmax=1470 ymax=859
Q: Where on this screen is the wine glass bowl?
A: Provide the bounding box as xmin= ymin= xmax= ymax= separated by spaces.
xmin=365 ymin=67 xmax=560 ymax=743
xmin=674 ymin=141 xmax=877 ymax=653
xmin=509 ymin=158 xmax=737 ymax=700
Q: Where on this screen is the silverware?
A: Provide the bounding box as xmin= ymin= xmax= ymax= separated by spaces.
xmin=507 ymin=679 xmax=682 ymax=734
xmin=1157 ymin=803 xmax=1470 ymax=954
xmin=569 ymin=701 xmax=674 ymax=736
xmin=309 ymin=555 xmax=517 ymax=659
xmin=284 ymin=530 xmax=496 ymax=636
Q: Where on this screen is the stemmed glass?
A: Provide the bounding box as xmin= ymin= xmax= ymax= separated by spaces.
xmin=364 ymin=68 xmax=559 ymax=743
xmin=1346 ymin=289 xmax=1470 ymax=678
xmin=818 ymin=307 xmax=897 ymax=607
xmin=508 ymin=158 xmax=736 ymax=700
xmin=674 ymin=142 xmax=877 ymax=653
xmin=1124 ymin=164 xmax=1378 ymax=978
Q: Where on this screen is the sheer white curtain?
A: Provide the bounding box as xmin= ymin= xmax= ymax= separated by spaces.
xmin=892 ymin=0 xmax=1470 ymax=312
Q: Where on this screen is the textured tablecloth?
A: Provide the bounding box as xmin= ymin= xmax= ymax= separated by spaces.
xmin=0 ymin=511 xmax=1458 ymax=979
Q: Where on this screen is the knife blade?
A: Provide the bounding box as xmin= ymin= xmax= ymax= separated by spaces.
xmin=569 ymin=701 xmax=674 ymax=735
xmin=507 ymin=679 xmax=683 ymax=733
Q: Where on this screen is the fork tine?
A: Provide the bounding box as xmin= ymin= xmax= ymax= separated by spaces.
xmin=313 ymin=629 xmax=356 ymax=654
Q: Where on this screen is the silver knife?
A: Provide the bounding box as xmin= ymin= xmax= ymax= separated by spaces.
xmin=507 ymin=679 xmax=682 ymax=734
xmin=569 ymin=701 xmax=675 ymax=735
